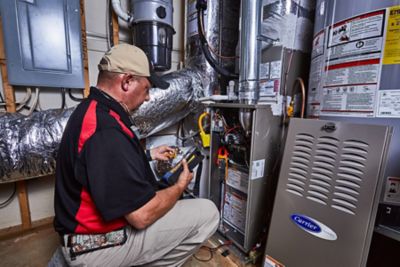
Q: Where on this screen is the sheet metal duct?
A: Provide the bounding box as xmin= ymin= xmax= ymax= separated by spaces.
xmin=0 ymin=1 xmax=240 ymax=182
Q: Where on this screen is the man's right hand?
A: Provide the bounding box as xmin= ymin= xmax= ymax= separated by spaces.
xmin=125 ymin=159 xmax=194 ymax=229
xmin=176 ymin=159 xmax=193 ymax=190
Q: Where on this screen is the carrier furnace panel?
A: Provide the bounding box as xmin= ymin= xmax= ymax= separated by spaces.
xmin=265 ymin=118 xmax=392 ymax=267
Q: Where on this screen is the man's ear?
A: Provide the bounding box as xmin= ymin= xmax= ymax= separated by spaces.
xmin=121 ymin=74 xmax=133 ymax=92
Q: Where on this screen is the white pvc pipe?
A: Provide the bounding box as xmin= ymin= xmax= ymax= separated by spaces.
xmin=111 ymin=0 xmax=131 ymax=23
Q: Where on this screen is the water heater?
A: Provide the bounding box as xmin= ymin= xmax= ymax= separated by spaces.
xmin=306 ymin=0 xmax=400 ymax=243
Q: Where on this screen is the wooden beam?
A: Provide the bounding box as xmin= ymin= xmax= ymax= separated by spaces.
xmin=17 ymin=181 xmax=31 ymax=230
xmin=0 ymin=18 xmax=16 ymax=113
xmin=80 ymin=0 xmax=90 ymax=97
xmin=0 ymin=17 xmax=32 ymax=229
xmin=111 ymin=5 xmax=119 ymax=45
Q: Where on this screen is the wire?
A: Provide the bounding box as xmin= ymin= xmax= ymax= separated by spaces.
xmin=68 ymin=89 xmax=84 ymax=102
xmin=193 ymin=241 xmax=232 ymax=262
xmin=0 ymin=87 xmax=33 ymax=110
xmin=61 ymin=88 xmax=67 ymax=110
xmin=0 ymin=183 xmax=17 ymax=208
xmin=27 ymin=88 xmax=40 ymax=115
xmin=224 ymin=125 xmax=240 ymax=135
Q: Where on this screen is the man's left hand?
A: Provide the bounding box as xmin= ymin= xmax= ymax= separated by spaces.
xmin=150 ymin=145 xmax=176 ymax=161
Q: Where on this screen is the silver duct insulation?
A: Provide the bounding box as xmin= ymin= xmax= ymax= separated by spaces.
xmin=0 ymin=109 xmax=73 ymax=183
xmin=0 ymin=69 xmax=204 ymax=183
xmin=185 ymin=0 xmax=219 ymax=96
xmin=133 ymin=68 xmax=204 ymax=137
xmin=261 ymin=0 xmax=315 ymax=53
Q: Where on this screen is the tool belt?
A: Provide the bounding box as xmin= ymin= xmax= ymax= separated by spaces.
xmin=61 ymin=227 xmax=127 ymax=260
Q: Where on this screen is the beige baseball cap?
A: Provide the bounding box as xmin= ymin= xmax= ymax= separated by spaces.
xmin=98 ymin=43 xmax=169 ymax=89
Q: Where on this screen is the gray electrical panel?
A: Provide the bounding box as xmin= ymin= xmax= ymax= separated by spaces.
xmin=264 ymin=118 xmax=392 ymax=267
xmin=0 ymin=0 xmax=84 ymax=88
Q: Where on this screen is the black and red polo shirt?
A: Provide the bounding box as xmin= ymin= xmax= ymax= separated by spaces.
xmin=54 ymin=87 xmax=159 ymax=235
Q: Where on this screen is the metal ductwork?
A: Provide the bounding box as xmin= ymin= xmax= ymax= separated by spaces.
xmin=0 ymin=0 xmax=239 ymax=182
xmin=238 ymin=0 xmax=261 ymax=105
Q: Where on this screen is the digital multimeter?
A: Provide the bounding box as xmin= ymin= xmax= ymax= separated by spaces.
xmin=161 ymin=147 xmax=204 ymax=185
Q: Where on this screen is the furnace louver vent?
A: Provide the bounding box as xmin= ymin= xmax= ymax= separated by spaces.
xmin=285 ymin=133 xmax=371 ymax=215
xmin=286 ymin=133 xmax=314 ymax=197
xmin=331 ymin=140 xmax=368 ymax=215
xmin=285 ymin=132 xmax=370 ymax=215
xmin=306 ymin=136 xmax=338 ymax=205
xmin=266 ymin=118 xmax=391 ymax=267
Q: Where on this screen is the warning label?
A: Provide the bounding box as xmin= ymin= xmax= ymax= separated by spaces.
xmin=383 ymin=6 xmax=400 ymax=64
xmin=328 ymin=10 xmax=385 ymax=47
xmin=321 ymin=85 xmax=376 ymax=117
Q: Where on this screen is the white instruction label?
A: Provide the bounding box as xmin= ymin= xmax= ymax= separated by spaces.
xmin=377 ymin=90 xmax=400 ymax=118
xmin=260 ymin=62 xmax=270 ymax=80
xmin=384 ymin=177 xmax=400 ymax=204
xmin=270 ymin=61 xmax=282 ymax=79
xmin=321 ymin=85 xmax=376 ymax=117
xmin=251 ymin=159 xmax=265 ymax=180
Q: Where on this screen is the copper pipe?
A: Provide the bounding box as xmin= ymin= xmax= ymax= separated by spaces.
xmin=292 ymin=77 xmax=306 ymax=118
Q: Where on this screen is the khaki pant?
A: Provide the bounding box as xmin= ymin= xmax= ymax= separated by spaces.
xmin=61 ymin=198 xmax=220 ymax=267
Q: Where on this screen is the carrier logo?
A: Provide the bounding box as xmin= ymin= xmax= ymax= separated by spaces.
xmin=291 ymin=214 xmax=337 ymax=241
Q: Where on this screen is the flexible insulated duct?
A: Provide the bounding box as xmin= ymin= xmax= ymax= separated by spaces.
xmin=0 ymin=1 xmax=240 ymax=182
xmin=0 ymin=109 xmax=73 ymax=183
xmin=132 ymin=68 xmax=204 ymax=137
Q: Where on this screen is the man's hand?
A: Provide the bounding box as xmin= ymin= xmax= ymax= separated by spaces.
xmin=150 ymin=145 xmax=175 ymax=161
xmin=125 ymin=159 xmax=194 ymax=230
xmin=176 ymin=159 xmax=193 ymax=190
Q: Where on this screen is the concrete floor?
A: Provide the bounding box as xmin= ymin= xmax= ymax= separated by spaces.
xmin=0 ymin=225 xmax=255 ymax=267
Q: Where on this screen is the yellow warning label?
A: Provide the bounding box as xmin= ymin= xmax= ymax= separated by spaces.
xmin=383 ymin=6 xmax=400 ymax=64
